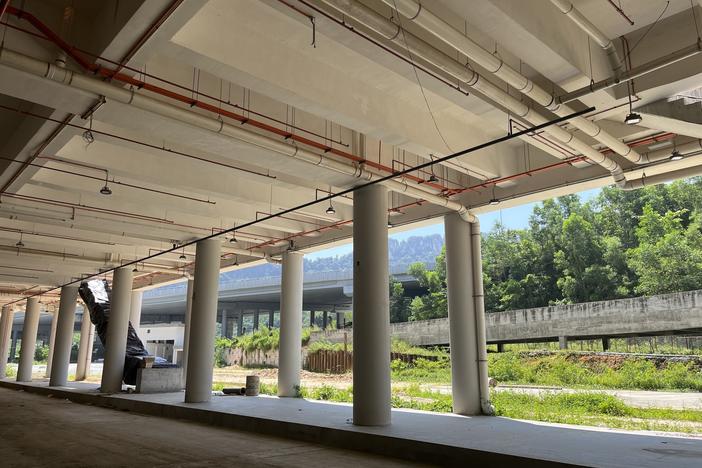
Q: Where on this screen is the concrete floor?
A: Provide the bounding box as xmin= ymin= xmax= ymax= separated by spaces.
xmin=3 ymin=379 xmax=702 ymax=467
xmin=0 ymin=387 xmax=425 ymax=467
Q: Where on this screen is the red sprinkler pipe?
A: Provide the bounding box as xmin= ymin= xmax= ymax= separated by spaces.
xmin=4 ymin=6 xmax=452 ymax=194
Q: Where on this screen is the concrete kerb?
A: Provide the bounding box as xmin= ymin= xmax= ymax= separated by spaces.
xmin=0 ymin=379 xmax=566 ymax=467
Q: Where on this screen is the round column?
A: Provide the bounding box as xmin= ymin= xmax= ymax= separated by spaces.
xmin=129 ymin=291 xmax=143 ymax=335
xmin=44 ymin=311 xmax=58 ymax=377
xmin=49 ymin=285 xmax=79 ymax=387
xmin=444 ymin=213 xmax=481 ymax=415
xmin=278 ymin=251 xmax=303 ymax=397
xmin=101 ymin=267 xmax=133 ymax=393
xmin=184 ymin=238 xmax=221 ymax=403
xmin=0 ymin=306 xmax=13 ymax=378
xmin=352 ymin=184 xmax=391 ymax=426
xmin=75 ymin=304 xmax=92 ymax=381
xmin=17 ymin=297 xmax=41 ymax=382
xmin=181 ymin=278 xmax=194 ymax=379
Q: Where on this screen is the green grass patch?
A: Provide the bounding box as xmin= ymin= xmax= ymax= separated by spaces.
xmin=391 ymin=357 xmax=451 ymax=383
xmin=488 ymin=352 xmax=702 ymax=391
xmin=492 ymin=391 xmax=702 ymax=433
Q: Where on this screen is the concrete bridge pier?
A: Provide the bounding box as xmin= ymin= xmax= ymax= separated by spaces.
xmin=602 ymin=337 xmax=611 ymax=351
xmin=559 ymin=336 xmax=568 ymax=350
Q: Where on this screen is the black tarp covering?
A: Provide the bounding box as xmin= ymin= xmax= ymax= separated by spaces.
xmin=78 ymin=279 xmax=150 ymax=385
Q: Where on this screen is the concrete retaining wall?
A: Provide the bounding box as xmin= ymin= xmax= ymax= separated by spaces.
xmin=312 ymin=289 xmax=702 ymax=346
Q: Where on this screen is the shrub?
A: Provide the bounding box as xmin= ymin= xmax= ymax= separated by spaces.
xmin=34 ymin=344 xmax=49 ymax=363
xmin=214 ymin=336 xmax=235 ymax=367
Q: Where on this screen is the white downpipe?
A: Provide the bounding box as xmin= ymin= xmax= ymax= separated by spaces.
xmin=383 ymin=0 xmax=640 ymax=167
xmin=550 ymin=0 xmax=624 ymax=77
xmin=0 ymin=48 xmax=479 ymax=221
xmin=469 ymin=220 xmax=494 ymax=415
xmin=320 ymin=0 xmax=625 ymax=185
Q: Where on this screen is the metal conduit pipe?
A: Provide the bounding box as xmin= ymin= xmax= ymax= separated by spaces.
xmin=382 ymin=0 xmax=641 ymax=166
xmin=550 ymin=0 xmax=625 ymax=77
xmin=320 ymin=0 xmax=625 ymax=185
xmin=0 ymin=48 xmax=477 ymax=222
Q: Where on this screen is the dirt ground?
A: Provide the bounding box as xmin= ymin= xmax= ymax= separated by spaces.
xmin=213 ymin=366 xmax=353 ymax=389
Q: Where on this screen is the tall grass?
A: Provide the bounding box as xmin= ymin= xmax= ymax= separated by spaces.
xmin=488 ymin=352 xmax=702 ymax=391
xmin=388 ymin=351 xmax=702 ymax=391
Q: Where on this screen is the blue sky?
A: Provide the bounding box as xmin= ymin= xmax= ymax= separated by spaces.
xmin=306 ymin=187 xmax=601 ymax=260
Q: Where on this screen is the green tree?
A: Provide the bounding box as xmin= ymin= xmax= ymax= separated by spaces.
xmin=389 ymin=278 xmax=410 ymax=323
xmin=628 ymin=207 xmax=702 ymax=295
xmin=407 ymin=247 xmax=447 ymax=320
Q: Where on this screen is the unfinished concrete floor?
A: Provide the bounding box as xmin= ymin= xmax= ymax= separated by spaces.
xmin=0 ymin=388 xmax=424 ymax=467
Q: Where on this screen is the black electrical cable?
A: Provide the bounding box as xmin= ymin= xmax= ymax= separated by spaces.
xmin=4 ymin=107 xmax=593 ymax=305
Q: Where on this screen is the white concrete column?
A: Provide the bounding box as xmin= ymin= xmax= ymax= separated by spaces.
xmin=352 ymin=184 xmax=391 ymax=426
xmin=49 ymin=285 xmax=79 ymax=387
xmin=278 ymin=251 xmax=303 ymax=397
xmin=101 ymin=267 xmax=133 ymax=393
xmin=181 ymin=278 xmax=194 ymax=377
xmin=75 ymin=305 xmax=93 ymax=381
xmin=184 ymin=239 xmax=221 ymax=403
xmin=44 ymin=311 xmax=59 ymax=377
xmin=0 ymin=306 xmax=13 ymax=378
xmin=17 ymin=297 xmax=41 ymax=382
xmin=129 ymin=290 xmax=143 ymax=335
xmin=444 ymin=213 xmax=481 ymax=415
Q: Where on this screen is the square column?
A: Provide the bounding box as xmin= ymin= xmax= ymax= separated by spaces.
xmin=44 ymin=311 xmax=58 ymax=377
xmin=444 ymin=213 xmax=480 ymax=414
xmin=253 ymin=310 xmax=260 ymax=330
xmin=237 ymin=313 xmax=244 ymax=336
xmin=0 ymin=306 xmax=14 ymax=378
xmin=278 ymin=251 xmax=303 ymax=397
xmin=49 ymin=285 xmax=79 ymax=387
xmin=184 ymin=238 xmax=221 ymax=403
xmin=221 ymin=310 xmax=228 ymax=338
xmin=352 ymin=184 xmax=391 ymax=426
xmin=268 ymin=310 xmax=274 ymax=328
xmin=101 ymin=267 xmax=133 ymax=393
xmin=17 ymin=297 xmax=41 ymax=382
xmin=75 ymin=305 xmax=94 ymax=381
xmin=310 ymin=310 xmax=315 ymax=327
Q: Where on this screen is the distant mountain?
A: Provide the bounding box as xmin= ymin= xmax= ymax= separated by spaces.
xmin=146 ymin=234 xmax=444 ymax=297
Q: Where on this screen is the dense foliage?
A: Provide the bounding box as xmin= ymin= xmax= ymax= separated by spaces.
xmin=398 ymin=178 xmax=702 ymax=320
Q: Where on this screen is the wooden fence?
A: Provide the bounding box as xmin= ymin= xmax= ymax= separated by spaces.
xmin=305 ymin=350 xmax=440 ymax=374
